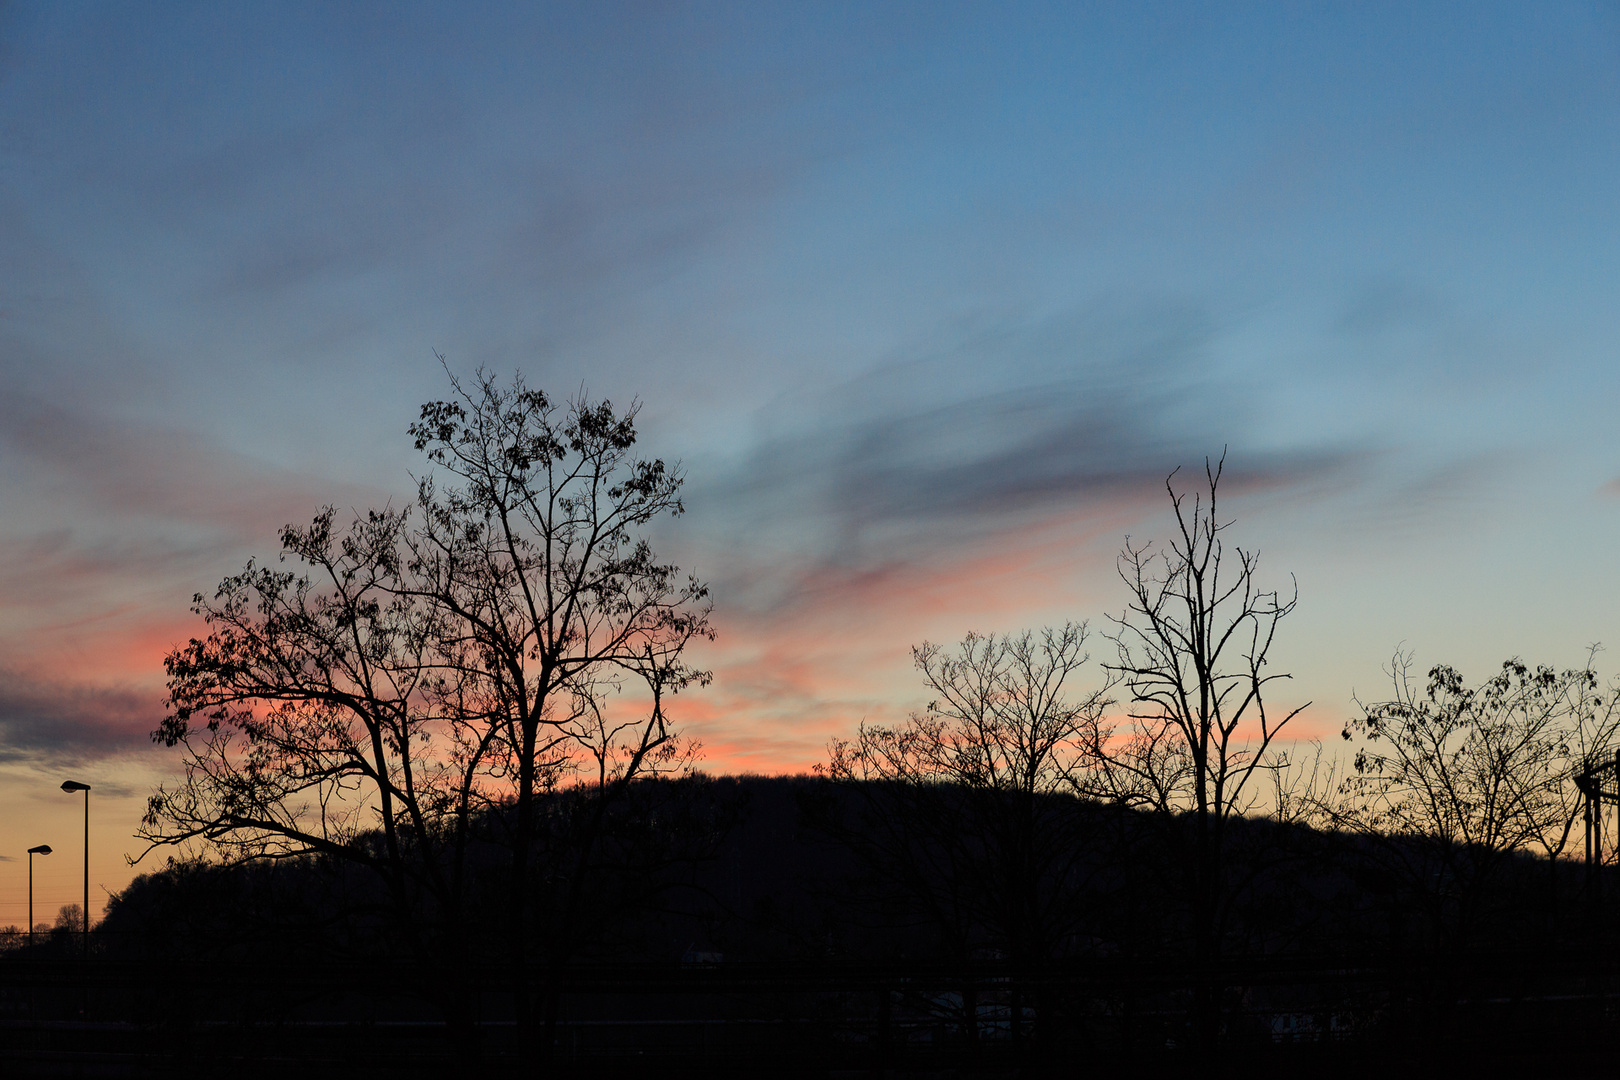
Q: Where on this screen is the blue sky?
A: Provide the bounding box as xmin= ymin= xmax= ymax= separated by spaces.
xmin=4 ymin=1 xmax=1620 ymax=916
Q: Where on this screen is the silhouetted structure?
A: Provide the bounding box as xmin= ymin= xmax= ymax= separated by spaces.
xmin=1577 ymin=750 xmax=1620 ymax=902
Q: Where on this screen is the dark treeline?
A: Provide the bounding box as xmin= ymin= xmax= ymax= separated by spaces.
xmin=8 ymin=772 xmax=1616 ymax=1074
xmin=89 ymin=774 xmax=1602 ymax=969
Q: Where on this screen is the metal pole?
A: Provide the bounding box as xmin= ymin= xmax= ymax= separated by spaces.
xmin=1586 ymin=791 xmax=1595 ymax=895
xmin=60 ymin=781 xmax=91 ymax=957
xmin=1598 ymin=776 xmax=1606 ymax=910
xmin=24 ymin=845 xmax=50 ymax=944
xmin=82 ymin=787 xmax=88 ymax=958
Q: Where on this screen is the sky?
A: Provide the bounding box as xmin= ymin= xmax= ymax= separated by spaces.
xmin=4 ymin=1 xmax=1620 ymax=922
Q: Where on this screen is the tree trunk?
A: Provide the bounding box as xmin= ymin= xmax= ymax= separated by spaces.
xmin=511 ymin=719 xmax=538 ymax=1063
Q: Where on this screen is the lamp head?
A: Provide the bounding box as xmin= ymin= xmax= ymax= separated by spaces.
xmin=60 ymin=780 xmax=90 ymax=792
xmin=27 ymin=844 xmax=51 ymax=855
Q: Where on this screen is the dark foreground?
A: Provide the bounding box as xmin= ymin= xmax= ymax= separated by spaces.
xmin=3 ymin=952 xmax=1618 ymax=1078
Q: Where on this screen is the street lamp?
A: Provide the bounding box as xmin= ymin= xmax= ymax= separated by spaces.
xmin=61 ymin=781 xmax=90 ymax=957
xmin=26 ymin=845 xmax=51 ymax=943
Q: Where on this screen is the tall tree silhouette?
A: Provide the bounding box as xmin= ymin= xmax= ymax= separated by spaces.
xmin=143 ymin=367 xmax=712 ymax=1056
xmin=1084 ymin=454 xmax=1306 ymax=1048
xmin=407 ymin=367 xmax=712 ymax=1049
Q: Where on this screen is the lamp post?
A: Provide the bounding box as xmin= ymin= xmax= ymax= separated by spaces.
xmin=60 ymin=781 xmax=90 ymax=957
xmin=26 ymin=844 xmax=51 ymax=943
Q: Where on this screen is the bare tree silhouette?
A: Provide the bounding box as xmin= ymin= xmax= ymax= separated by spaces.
xmin=1083 ymin=453 xmax=1307 ymax=1048
xmin=822 ymin=625 xmax=1110 ymax=1051
xmin=1339 ymin=650 xmax=1620 ymax=945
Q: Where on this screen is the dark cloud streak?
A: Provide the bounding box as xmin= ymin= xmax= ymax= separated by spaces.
xmin=0 ymin=668 xmax=159 ymax=766
xmin=696 ymin=305 xmax=1369 ymax=576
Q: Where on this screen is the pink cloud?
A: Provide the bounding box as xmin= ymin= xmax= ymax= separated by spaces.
xmin=681 ymin=506 xmax=1155 ymax=775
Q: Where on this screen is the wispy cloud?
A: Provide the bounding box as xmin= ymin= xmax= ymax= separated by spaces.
xmin=0 ymin=668 xmax=161 ymax=767
xmin=0 ymin=391 xmax=379 ymax=542
xmin=695 ymin=304 xmax=1367 ymax=601
xmin=672 ymin=305 xmax=1372 ymax=772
